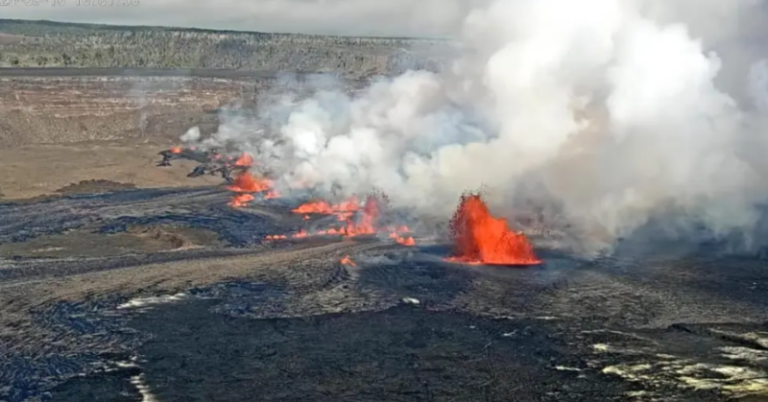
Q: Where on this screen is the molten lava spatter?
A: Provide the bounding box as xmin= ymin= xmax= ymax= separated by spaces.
xmin=225 ymin=166 xmax=280 ymax=208
xmin=229 ymin=193 xmax=255 ymax=208
xmin=344 ymin=195 xmax=380 ymax=236
xmin=387 ymin=224 xmax=415 ymax=246
xmin=233 ymin=152 xmax=254 ymax=167
xmin=447 ymin=193 xmax=541 ymax=266
xmin=264 ymin=193 xmax=416 ymax=246
xmin=340 ymin=255 xmax=356 ymax=266
xmin=292 ymin=197 xmax=360 ymax=220
xmin=227 ymin=171 xmax=273 ymax=193
xmin=393 ymin=234 xmax=415 ymax=246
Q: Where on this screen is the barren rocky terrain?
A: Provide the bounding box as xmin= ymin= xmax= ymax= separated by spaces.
xmin=0 ymin=70 xmax=370 ymax=148
xmin=0 ymin=68 xmax=371 ymax=201
xmin=1 ymin=182 xmax=767 ymax=402
xmin=0 ymin=22 xmax=767 ymax=402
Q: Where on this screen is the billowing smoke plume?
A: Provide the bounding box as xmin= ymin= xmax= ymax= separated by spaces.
xmin=180 ymin=126 xmax=201 ymax=143
xmin=188 ymin=0 xmax=768 ymax=253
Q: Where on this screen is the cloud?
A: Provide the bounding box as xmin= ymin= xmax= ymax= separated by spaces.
xmin=3 ymin=0 xmax=488 ymax=37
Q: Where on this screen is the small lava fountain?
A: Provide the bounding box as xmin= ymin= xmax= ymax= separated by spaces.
xmin=225 ymin=157 xmax=276 ymax=207
xmin=339 ymin=255 xmax=356 ymax=266
xmin=266 ymin=193 xmax=415 ymax=246
xmin=446 ymin=193 xmax=542 ymax=266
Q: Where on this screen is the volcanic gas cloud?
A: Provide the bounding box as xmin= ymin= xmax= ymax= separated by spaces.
xmin=181 ymin=0 xmax=768 ymax=254
xmin=447 ymin=193 xmax=541 ymax=266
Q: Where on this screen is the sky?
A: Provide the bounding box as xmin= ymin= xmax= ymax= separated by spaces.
xmin=2 ymin=0 xmax=489 ymax=37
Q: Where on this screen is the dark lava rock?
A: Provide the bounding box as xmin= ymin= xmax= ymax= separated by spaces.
xmin=55 ymin=180 xmax=137 ymax=196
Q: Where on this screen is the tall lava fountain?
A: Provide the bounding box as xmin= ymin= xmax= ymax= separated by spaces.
xmin=448 ymin=193 xmax=542 ymax=266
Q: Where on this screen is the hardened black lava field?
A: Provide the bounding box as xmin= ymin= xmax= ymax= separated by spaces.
xmin=0 ymin=179 xmax=767 ymax=402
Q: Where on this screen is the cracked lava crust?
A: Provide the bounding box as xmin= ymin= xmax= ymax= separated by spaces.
xmin=0 ymin=150 xmax=767 ymax=402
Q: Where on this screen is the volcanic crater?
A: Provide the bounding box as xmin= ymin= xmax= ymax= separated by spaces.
xmin=1 ymin=70 xmax=768 ymax=402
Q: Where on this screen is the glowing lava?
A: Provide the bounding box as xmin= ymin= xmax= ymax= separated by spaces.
xmin=227 ymin=171 xmax=273 ymax=193
xmin=388 ymin=224 xmax=414 ymax=245
xmin=340 ymin=255 xmax=356 ymax=266
xmin=229 ymin=193 xmax=255 ymax=208
xmin=344 ymin=195 xmax=380 ymax=236
xmin=265 ymin=194 xmax=416 ymax=246
xmin=394 ymin=235 xmax=415 ymax=246
xmin=225 ymin=166 xmax=279 ymax=208
xmin=170 ymin=146 xmax=182 ymax=154
xmin=233 ymin=152 xmax=254 ymax=167
xmin=446 ymin=193 xmax=541 ymax=266
xmin=292 ymin=197 xmax=360 ymax=220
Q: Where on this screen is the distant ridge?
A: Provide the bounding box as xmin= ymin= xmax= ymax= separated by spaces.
xmin=0 ymin=18 xmax=445 ymax=41
xmin=0 ymin=18 xmax=450 ymax=74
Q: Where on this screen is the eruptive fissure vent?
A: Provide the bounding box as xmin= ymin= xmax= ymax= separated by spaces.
xmin=225 ymin=153 xmax=280 ymax=206
xmin=447 ymin=193 xmax=542 ymax=266
xmin=267 ymin=193 xmax=415 ymax=245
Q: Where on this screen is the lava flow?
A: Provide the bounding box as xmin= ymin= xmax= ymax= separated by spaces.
xmin=446 ymin=193 xmax=542 ymax=266
xmin=266 ymin=194 xmax=415 ymax=246
xmin=340 ymin=255 xmax=356 ymax=266
xmin=292 ymin=197 xmax=360 ymax=221
xmin=226 ymin=174 xmax=277 ymax=206
xmin=227 ymin=171 xmax=273 ymax=193
xmin=225 ymin=153 xmax=279 ymax=207
xmin=391 ymin=232 xmax=415 ymax=246
xmin=230 ymin=193 xmax=255 ymax=208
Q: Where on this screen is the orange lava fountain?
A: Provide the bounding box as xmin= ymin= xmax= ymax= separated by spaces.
xmin=227 ymin=171 xmax=273 ymax=193
xmin=233 ymin=152 xmax=254 ymax=167
xmin=225 ymin=169 xmax=278 ymax=207
xmin=446 ymin=193 xmax=541 ymax=266
xmin=344 ymin=195 xmax=380 ymax=236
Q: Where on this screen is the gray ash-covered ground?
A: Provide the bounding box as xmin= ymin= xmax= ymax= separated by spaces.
xmin=1 ymin=183 xmax=768 ymax=401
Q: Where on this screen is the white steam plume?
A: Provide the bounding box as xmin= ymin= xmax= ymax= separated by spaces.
xmin=180 ymin=126 xmax=201 ymax=143
xmin=191 ymin=0 xmax=768 ymax=252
